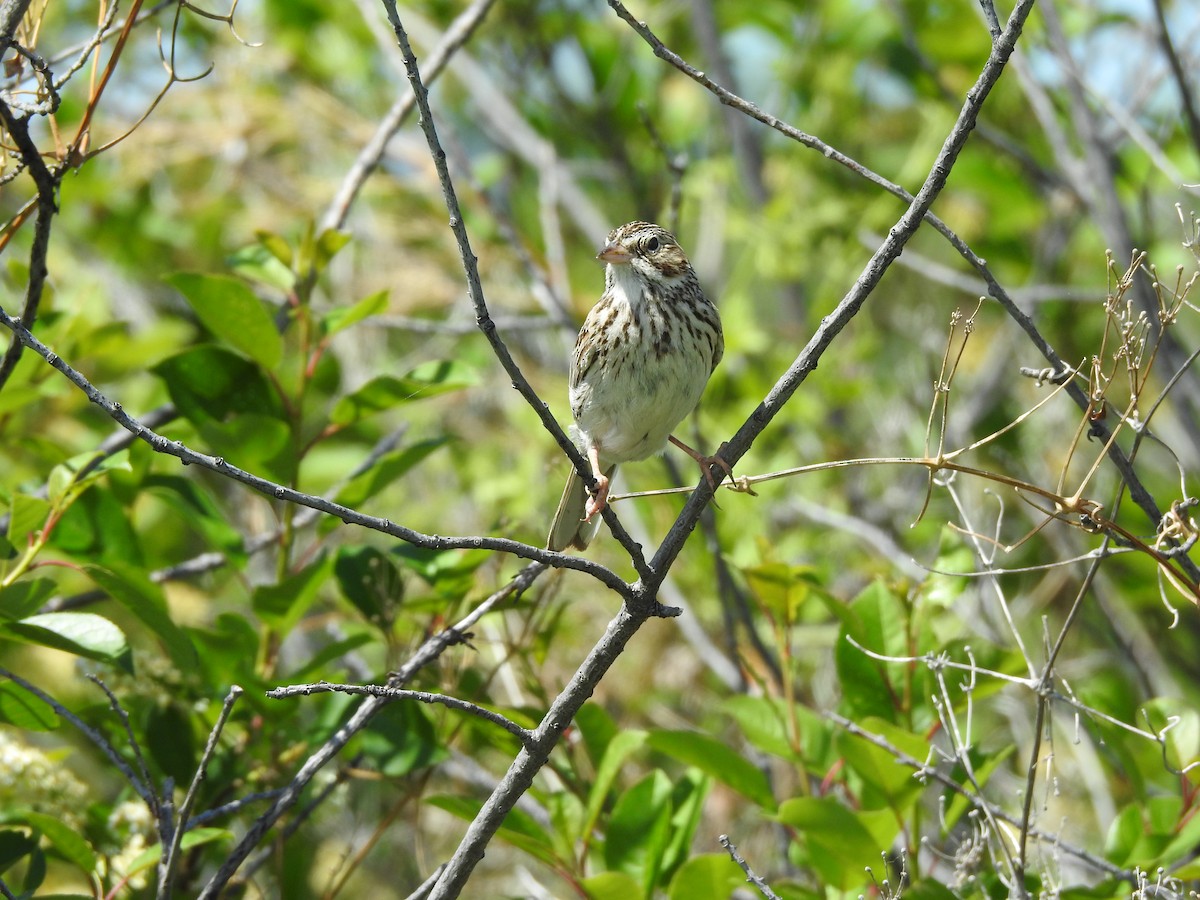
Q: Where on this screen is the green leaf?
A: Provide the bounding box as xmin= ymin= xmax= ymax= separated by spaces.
xmin=168 ymin=272 xmax=283 ymax=368
xmin=427 ymin=796 xmax=558 ymax=866
xmin=83 ymin=565 xmax=198 ymax=670
xmin=0 ymin=811 xmax=96 ymax=874
xmin=660 ymin=770 xmax=710 ymax=882
xmin=742 ymin=562 xmax=822 ymax=624
xmin=0 ymin=827 xmax=38 ymax=874
xmin=646 ymin=729 xmax=775 ymax=810
xmin=315 ymin=228 xmax=352 ymax=270
xmin=144 ymin=702 xmax=197 ymax=785
xmin=582 ymin=871 xmax=644 ymax=900
xmin=152 ymin=345 xmax=283 ymax=425
xmin=322 ymin=289 xmax=388 ymax=337
xmin=254 ymin=230 xmax=294 ymax=268
xmin=576 ymin=701 xmax=620 ymax=768
xmin=253 ymin=554 xmax=333 ymax=632
xmin=835 ymin=581 xmax=908 ymax=723
xmin=289 ymin=633 xmax=373 ymax=681
xmin=667 ymin=853 xmax=744 ymax=900
xmin=776 ymin=797 xmax=894 ymax=889
xmin=7 ymin=492 xmax=51 ymax=545
xmin=0 ymin=682 xmax=58 ymax=730
xmin=357 ymin=701 xmax=449 ymax=776
xmin=45 ymin=450 xmax=131 ymax=507
xmin=721 ymin=694 xmax=800 ymax=761
xmin=124 ymin=827 xmax=230 ymax=877
xmin=334 ymin=546 xmax=403 ymax=624
xmin=605 ymin=770 xmax=673 ymax=894
xmin=197 ymin=414 xmax=294 ymax=485
xmin=228 ymin=238 xmax=296 ymax=292
xmin=391 ymin=546 xmax=489 ymax=597
xmin=330 ymin=361 xmax=476 ymax=426
xmin=51 ymin=483 xmax=142 ymax=565
xmin=142 ymin=475 xmax=246 ymax=557
xmin=835 ymin=717 xmax=928 ymax=811
xmin=1 ymin=612 xmax=132 ymax=671
xmin=0 ymin=579 xmax=56 ymax=620
xmin=583 ymin=728 xmax=647 ymax=842
xmin=328 ymin=439 xmax=448 ymax=514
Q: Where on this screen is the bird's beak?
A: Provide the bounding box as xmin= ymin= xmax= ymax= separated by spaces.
xmin=596 ymin=242 xmax=631 ymax=265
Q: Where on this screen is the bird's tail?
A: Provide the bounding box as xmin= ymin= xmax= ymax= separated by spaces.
xmin=546 ymin=465 xmax=616 ymax=551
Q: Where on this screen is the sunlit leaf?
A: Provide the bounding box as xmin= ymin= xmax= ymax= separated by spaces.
xmin=168 ymin=273 xmax=283 ymax=369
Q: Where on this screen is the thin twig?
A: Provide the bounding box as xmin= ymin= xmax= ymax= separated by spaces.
xmin=159 ymin=685 xmax=243 ymax=898
xmin=266 ymin=682 xmax=534 ymax=749
xmin=0 ymin=100 xmax=60 ymax=391
xmin=320 ymin=0 xmax=497 ymax=233
xmin=719 ymin=834 xmax=782 ymax=900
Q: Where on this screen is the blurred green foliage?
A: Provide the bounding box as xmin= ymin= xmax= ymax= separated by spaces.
xmin=0 ymin=0 xmax=1198 ymax=897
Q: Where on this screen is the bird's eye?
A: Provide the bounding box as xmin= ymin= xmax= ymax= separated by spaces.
xmin=644 ymin=236 xmax=661 ymax=252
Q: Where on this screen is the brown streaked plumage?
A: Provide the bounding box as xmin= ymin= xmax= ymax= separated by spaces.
xmin=547 ymin=221 xmax=725 ymax=551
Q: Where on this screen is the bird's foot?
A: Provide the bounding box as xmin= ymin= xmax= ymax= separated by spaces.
xmin=583 ymin=473 xmax=611 ymax=522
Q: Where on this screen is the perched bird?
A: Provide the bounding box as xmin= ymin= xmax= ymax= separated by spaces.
xmin=547 ymin=221 xmax=727 ymax=551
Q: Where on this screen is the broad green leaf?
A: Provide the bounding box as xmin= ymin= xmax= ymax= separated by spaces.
xmin=357 ymin=701 xmax=449 ymax=777
xmin=51 ymin=484 xmax=141 ymax=564
xmin=322 ymin=289 xmax=388 ymax=337
xmin=647 ymin=729 xmax=775 ymax=810
xmin=328 ymin=439 xmax=448 ymax=517
xmin=667 ymin=853 xmax=744 ymax=900
xmin=334 ymin=546 xmax=403 ymax=624
xmin=742 ymin=561 xmax=822 ymax=624
xmin=776 ymin=797 xmax=894 ymax=889
xmin=145 ymin=702 xmax=197 ymax=785
xmin=660 ymin=770 xmax=710 ymax=882
xmin=835 ymin=717 xmax=928 ymax=810
xmin=605 ymin=770 xmax=673 ymax=893
xmin=391 ymin=546 xmax=488 ymax=598
xmin=0 ymin=811 xmax=96 ymax=874
xmin=0 ymin=579 xmax=56 ymax=620
xmin=721 ymin=694 xmax=800 ymax=761
xmin=835 ymin=581 xmax=909 ymax=723
xmin=124 ymin=828 xmax=230 ymax=877
xmin=142 ymin=475 xmax=246 ymax=556
xmin=46 ymin=450 xmax=130 ymax=507
xmin=330 ymin=361 xmax=476 ymax=426
xmin=83 ymin=565 xmax=198 ymax=670
xmin=7 ymin=492 xmax=50 ymax=545
xmin=152 ymin=346 xmax=282 ymax=425
xmin=168 ymin=272 xmax=283 ymax=368
xmin=228 ymin=238 xmax=296 ymax=292
xmin=576 ymin=701 xmax=620 ymax=768
xmin=2 ymin=612 xmax=132 ymax=671
xmin=253 ymin=554 xmax=333 ymax=633
xmin=582 ymin=871 xmax=643 ymax=900
xmin=289 ymin=633 xmax=373 ymax=681
xmin=197 ymin=414 xmax=293 ymax=485
xmin=547 ymin=790 xmax=586 ymax=862
xmin=583 ymin=728 xmax=647 ymax=841
xmin=0 ymin=827 xmax=38 ymax=872
xmin=0 ymin=682 xmax=58 ymax=730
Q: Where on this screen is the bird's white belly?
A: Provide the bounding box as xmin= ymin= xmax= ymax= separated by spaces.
xmin=571 ymin=313 xmax=712 ymax=464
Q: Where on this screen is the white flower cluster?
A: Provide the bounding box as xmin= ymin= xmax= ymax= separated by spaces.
xmin=0 ymin=731 xmax=88 ymax=827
